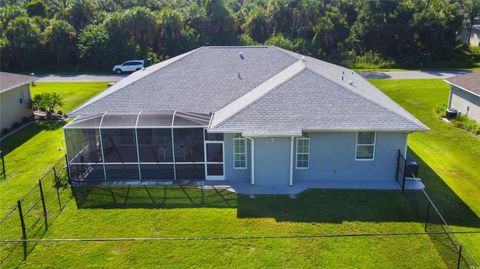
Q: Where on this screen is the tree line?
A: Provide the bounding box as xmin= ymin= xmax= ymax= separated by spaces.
xmin=1 ymin=0 xmax=479 ymax=72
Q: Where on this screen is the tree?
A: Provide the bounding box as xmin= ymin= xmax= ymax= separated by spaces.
xmin=41 ymin=19 xmax=77 ymax=66
xmin=123 ymin=7 xmax=156 ymax=55
xmin=205 ymin=0 xmax=238 ymax=45
xmin=26 ymin=0 xmax=47 ymax=18
xmin=264 ymin=33 xmax=295 ymax=50
xmin=30 ymin=92 xmax=64 ymax=114
xmin=0 ymin=5 xmax=28 ymax=29
xmin=66 ymin=0 xmax=96 ymax=30
xmin=242 ymin=6 xmax=271 ymax=43
xmin=77 ymin=24 xmax=111 ymax=69
xmin=156 ymin=8 xmax=185 ymax=56
xmin=2 ymin=16 xmax=41 ymax=70
xmin=461 ymin=0 xmax=480 ymax=44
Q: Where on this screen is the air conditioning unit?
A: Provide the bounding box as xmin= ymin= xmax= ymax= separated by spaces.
xmin=445 ymin=108 xmax=459 ymax=119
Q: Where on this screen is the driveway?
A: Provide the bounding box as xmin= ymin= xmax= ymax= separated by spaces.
xmin=359 ymin=70 xmax=471 ymax=79
xmin=35 ymin=73 xmax=126 ymax=82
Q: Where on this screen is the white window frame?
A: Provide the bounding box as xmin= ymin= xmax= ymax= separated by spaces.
xmin=296 ymin=137 xmax=310 ymax=169
xmin=355 ymin=132 xmax=376 ymax=161
xmin=233 ymin=136 xmax=247 ymax=169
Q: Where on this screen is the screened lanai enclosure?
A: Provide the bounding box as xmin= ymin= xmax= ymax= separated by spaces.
xmin=64 ymin=111 xmax=225 ymax=183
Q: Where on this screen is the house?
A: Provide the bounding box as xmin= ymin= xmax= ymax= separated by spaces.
xmin=445 ymin=72 xmax=480 ymax=123
xmin=0 ymin=72 xmax=35 ymax=134
xmin=64 ymin=46 xmax=428 ymax=193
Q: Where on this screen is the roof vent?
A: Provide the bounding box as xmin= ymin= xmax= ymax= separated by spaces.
xmin=239 ymin=51 xmax=245 ymax=60
xmin=348 ymin=80 xmax=354 ymax=86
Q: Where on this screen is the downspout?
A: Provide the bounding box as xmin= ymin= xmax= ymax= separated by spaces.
xmin=289 ymin=136 xmax=294 ymax=186
xmin=246 ymin=137 xmax=255 ymax=185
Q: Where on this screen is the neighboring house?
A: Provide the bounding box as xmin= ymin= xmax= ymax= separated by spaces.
xmin=445 ymin=72 xmax=480 ymax=123
xmin=64 ymin=46 xmax=428 ymax=192
xmin=0 ymin=72 xmax=35 ymax=134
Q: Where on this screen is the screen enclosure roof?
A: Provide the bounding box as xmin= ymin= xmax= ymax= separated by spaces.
xmin=64 ymin=111 xmax=211 ymax=129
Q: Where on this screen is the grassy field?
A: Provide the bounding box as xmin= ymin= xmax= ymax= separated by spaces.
xmin=0 ymin=82 xmax=108 ymax=212
xmin=30 ymin=82 xmax=108 ymax=113
xmin=370 ymin=79 xmax=480 ymax=260
xmin=1 ymin=80 xmax=479 ymax=268
xmin=3 ymin=188 xmax=447 ymax=268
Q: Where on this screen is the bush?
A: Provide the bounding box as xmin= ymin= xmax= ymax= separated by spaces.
xmin=30 ymin=92 xmax=64 ymax=113
xmin=451 ymin=115 xmax=480 ymax=135
xmin=434 ymin=103 xmax=447 ymax=117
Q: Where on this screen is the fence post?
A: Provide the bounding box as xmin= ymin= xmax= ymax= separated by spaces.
xmin=64 ymin=154 xmax=72 ymax=185
xmin=38 ymin=180 xmax=48 ymax=230
xmin=457 ymin=245 xmax=463 ymax=269
xmin=17 ymin=200 xmax=27 ymax=260
xmin=54 ymin=170 xmax=62 ymax=211
xmin=424 ymin=201 xmax=430 ymax=232
xmin=1 ymin=150 xmax=6 ymax=180
xmin=402 ymin=156 xmax=407 ymax=192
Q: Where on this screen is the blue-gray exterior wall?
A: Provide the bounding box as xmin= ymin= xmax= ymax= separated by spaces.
xmin=223 ymin=132 xmax=407 ymax=186
xmin=449 ymin=85 xmax=480 ymax=123
xmin=223 ymin=133 xmax=251 ymax=181
xmin=293 ymin=132 xmax=407 ymax=181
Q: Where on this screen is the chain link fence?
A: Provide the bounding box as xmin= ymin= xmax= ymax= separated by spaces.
xmin=405 ymin=190 xmax=478 ymax=268
xmin=0 ymin=156 xmax=71 ymax=263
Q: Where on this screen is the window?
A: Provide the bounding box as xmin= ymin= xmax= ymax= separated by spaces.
xmin=19 ymin=90 xmax=24 ymax=104
xmin=356 ymin=132 xmax=376 ymax=160
xmin=296 ymin=137 xmax=309 ymax=169
xmin=233 ymin=134 xmax=247 ymax=169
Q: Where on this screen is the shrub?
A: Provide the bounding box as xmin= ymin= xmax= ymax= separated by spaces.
xmin=451 ymin=115 xmax=480 ymax=135
xmin=30 ymin=92 xmax=64 ymax=113
xmin=434 ymin=103 xmax=447 ymax=117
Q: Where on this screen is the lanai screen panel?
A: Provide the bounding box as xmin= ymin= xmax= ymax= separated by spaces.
xmin=64 ymin=111 xmax=212 ymax=182
xmin=64 ymin=128 xmax=104 ymax=182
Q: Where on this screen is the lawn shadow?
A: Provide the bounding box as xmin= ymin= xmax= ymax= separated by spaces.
xmin=72 ymin=185 xmax=237 ymax=209
xmin=1 ymin=120 xmax=65 ymax=155
xmin=408 ymin=148 xmax=480 ymax=228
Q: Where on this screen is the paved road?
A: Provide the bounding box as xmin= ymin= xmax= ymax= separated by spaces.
xmin=35 ymin=73 xmax=126 ymax=82
xmin=359 ymin=70 xmax=471 ymax=79
xmin=34 ymin=70 xmax=471 ymax=82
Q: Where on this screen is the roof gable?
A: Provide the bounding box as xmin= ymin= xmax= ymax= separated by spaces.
xmin=211 ymin=69 xmax=427 ymax=136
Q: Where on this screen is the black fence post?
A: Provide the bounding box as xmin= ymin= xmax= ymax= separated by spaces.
xmin=54 ymin=170 xmax=62 ymax=211
xmin=396 ymin=150 xmax=400 ymax=184
xmin=424 ymin=201 xmax=430 ymax=232
xmin=38 ymin=180 xmax=48 ymax=230
xmin=457 ymin=245 xmax=463 ymax=269
xmin=64 ymin=154 xmax=72 ymax=185
xmin=402 ymin=157 xmax=407 ymax=192
xmin=17 ymin=200 xmax=27 ymax=260
xmin=1 ymin=150 xmax=6 ymax=180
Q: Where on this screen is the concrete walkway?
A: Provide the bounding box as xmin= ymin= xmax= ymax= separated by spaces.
xmin=35 ymin=73 xmax=126 ymax=82
xmin=207 ymin=179 xmax=424 ymax=195
xmin=359 ymin=70 xmax=471 ymax=79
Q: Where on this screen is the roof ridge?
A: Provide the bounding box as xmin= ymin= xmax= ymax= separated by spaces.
xmin=68 ymin=47 xmax=204 ymax=116
xmin=303 ymin=60 xmax=428 ymax=130
xmin=210 ymin=58 xmax=306 ymax=129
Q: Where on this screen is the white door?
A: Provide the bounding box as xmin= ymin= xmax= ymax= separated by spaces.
xmin=205 ymin=141 xmax=225 ymax=180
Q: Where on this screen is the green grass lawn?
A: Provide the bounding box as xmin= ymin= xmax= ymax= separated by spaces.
xmin=0 ymin=82 xmax=107 ymax=213
xmin=30 ymin=82 xmax=108 ymax=113
xmin=370 ymin=79 xmax=480 ymax=261
xmin=3 ymin=188 xmax=448 ymax=268
xmin=1 ymin=80 xmax=479 ymax=268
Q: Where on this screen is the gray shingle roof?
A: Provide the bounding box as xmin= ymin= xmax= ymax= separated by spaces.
xmin=70 ymin=46 xmax=428 ymax=135
xmin=0 ymin=72 xmax=35 ymax=93
xmin=445 ymin=71 xmax=480 ymax=97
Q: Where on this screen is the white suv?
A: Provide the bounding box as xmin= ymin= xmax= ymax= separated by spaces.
xmin=112 ymin=60 xmax=144 ymax=74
